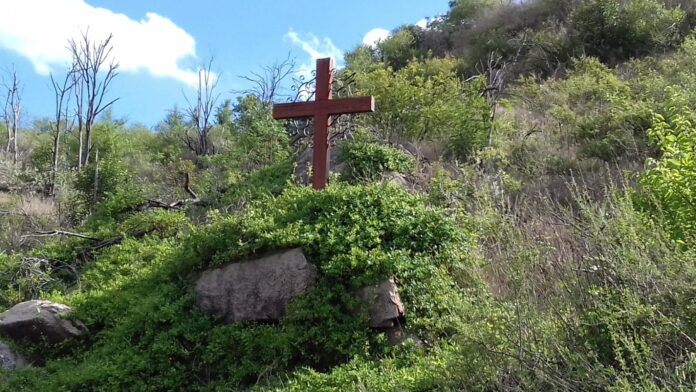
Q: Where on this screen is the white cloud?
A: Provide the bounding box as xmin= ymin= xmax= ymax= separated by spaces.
xmin=362 ymin=28 xmax=390 ymax=48
xmin=285 ymin=30 xmax=343 ymax=63
xmin=0 ymin=0 xmax=203 ymax=87
xmin=362 ymin=17 xmax=432 ymax=50
xmin=284 ymin=30 xmax=344 ymax=100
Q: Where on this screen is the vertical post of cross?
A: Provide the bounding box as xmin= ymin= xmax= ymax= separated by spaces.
xmin=312 ymin=58 xmax=333 ymax=190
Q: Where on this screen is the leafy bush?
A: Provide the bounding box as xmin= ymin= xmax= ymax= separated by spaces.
xmin=71 ymin=158 xmax=145 ymax=228
xmin=495 ymin=56 xmax=653 ymax=183
xmin=376 ymin=26 xmax=427 ymax=70
xmin=572 ymin=0 xmax=685 ymax=62
xmin=639 ymin=91 xmax=696 ymax=243
xmin=352 ymin=58 xmax=490 ymax=159
xmin=229 ymin=95 xmax=291 ymax=171
xmin=339 ymin=141 xmax=414 ymax=183
xmin=219 ymin=160 xmax=294 ymax=209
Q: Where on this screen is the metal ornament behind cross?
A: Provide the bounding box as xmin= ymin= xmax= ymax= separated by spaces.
xmin=272 ymin=58 xmax=375 ymax=190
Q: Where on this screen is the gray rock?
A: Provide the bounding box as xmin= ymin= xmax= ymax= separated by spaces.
xmin=381 ymin=171 xmax=414 ymax=192
xmin=356 ymin=278 xmax=405 ymax=329
xmin=385 ymin=324 xmax=406 ymax=345
xmin=195 ymin=248 xmax=317 ymax=323
xmin=0 ymin=341 xmax=27 ymax=369
xmin=0 ymin=300 xmax=88 ymax=344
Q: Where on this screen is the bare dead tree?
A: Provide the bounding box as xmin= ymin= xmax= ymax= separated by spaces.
xmin=72 ymin=65 xmax=85 ymax=171
xmin=69 ymin=31 xmax=119 ymax=169
xmin=49 ymin=67 xmax=76 ymax=196
xmin=238 ymin=54 xmax=296 ymax=105
xmin=2 ymin=66 xmax=21 ymax=165
xmin=477 ymin=51 xmax=508 ymax=147
xmin=184 ymin=58 xmax=219 ymax=156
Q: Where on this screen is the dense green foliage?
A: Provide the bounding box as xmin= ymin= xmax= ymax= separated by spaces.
xmin=639 ymin=93 xmax=696 ymax=243
xmin=0 ymin=185 xmax=485 ymax=391
xmin=572 ymin=0 xmax=685 ymax=62
xmin=339 ymin=141 xmax=414 ymax=182
xmin=349 ymin=58 xmax=490 ymax=158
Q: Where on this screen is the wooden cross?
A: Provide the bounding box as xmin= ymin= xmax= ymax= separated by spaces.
xmin=273 ymin=58 xmax=375 ymax=189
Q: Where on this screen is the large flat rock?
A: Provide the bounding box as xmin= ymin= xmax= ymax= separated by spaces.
xmin=195 ymin=248 xmax=317 ymax=322
xmin=0 ymin=300 xmax=88 ymax=344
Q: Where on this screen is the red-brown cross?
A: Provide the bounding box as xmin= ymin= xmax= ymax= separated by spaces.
xmin=273 ymin=57 xmax=375 ymax=190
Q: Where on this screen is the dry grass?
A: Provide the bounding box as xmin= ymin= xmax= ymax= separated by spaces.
xmin=0 ymin=153 xmax=13 ymax=186
xmin=0 ymin=191 xmax=16 ymax=207
xmin=19 ymin=194 xmax=57 ymax=219
xmin=0 ymin=192 xmax=58 ymax=252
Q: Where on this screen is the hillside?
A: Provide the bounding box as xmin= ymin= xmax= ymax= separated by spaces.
xmin=1 ymin=0 xmax=696 ymax=390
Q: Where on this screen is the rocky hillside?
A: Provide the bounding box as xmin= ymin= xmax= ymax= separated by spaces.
xmin=0 ymin=0 xmax=695 ymax=390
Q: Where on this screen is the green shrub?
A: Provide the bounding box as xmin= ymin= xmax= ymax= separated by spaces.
xmin=220 ymin=160 xmax=294 ymax=209
xmin=377 ymin=26 xmax=426 ymax=70
xmin=71 ymin=157 xmax=143 ymax=223
xmin=639 ymin=91 xmax=696 ymax=244
xmin=352 ymin=58 xmax=490 ymax=158
xmin=339 ymin=141 xmax=414 ymax=183
xmin=572 ymin=0 xmax=685 ymax=62
xmin=499 ymin=56 xmax=653 ymax=181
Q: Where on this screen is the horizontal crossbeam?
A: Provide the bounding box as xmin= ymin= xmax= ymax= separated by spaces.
xmin=272 ymin=96 xmax=375 ymax=119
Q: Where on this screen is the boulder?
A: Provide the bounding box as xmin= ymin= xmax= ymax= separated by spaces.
xmin=195 ymin=248 xmax=317 ymax=323
xmin=381 ymin=171 xmax=414 ymax=192
xmin=355 ymin=278 xmax=405 ymax=329
xmin=0 ymin=300 xmax=88 ymax=344
xmin=0 ymin=341 xmax=27 ymax=369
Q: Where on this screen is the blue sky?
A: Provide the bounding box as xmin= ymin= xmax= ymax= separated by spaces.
xmin=0 ymin=0 xmax=449 ymax=127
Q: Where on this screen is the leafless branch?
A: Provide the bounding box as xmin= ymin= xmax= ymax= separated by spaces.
xmin=68 ymin=30 xmax=119 ymax=168
xmin=237 ymin=53 xmax=296 ymax=105
xmin=22 ymin=230 xmax=100 ymax=242
xmin=183 ymin=58 xmax=220 ymax=156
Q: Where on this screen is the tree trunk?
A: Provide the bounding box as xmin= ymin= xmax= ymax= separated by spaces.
xmin=83 ymin=122 xmax=92 ymax=166
xmin=77 ymin=124 xmax=83 ymax=170
xmin=11 ymin=109 xmax=18 ymax=165
xmin=199 ymin=130 xmax=208 ymax=156
xmin=50 ymin=127 xmax=61 ymax=196
xmin=5 ymin=122 xmax=10 ymax=153
xmin=91 ymin=148 xmax=99 ymax=214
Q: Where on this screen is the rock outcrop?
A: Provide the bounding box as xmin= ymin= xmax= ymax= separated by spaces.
xmin=381 ymin=171 xmax=415 ymax=192
xmin=0 ymin=300 xmax=88 ymax=344
xmin=0 ymin=341 xmax=27 ymax=369
xmin=355 ymin=278 xmax=405 ymax=329
xmin=195 ymin=248 xmax=317 ymax=323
